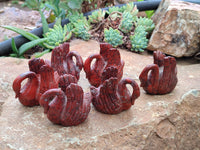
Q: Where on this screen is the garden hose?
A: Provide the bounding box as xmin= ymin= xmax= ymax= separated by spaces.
xmin=0 ymin=0 xmax=200 ymax=56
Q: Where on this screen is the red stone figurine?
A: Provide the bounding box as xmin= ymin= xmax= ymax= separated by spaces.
xmin=12 ymin=58 xmax=59 ymax=106
xmin=40 ymin=74 xmax=91 ymax=126
xmin=84 ymin=43 xmax=124 ymax=87
xmin=139 ymin=51 xmax=178 ymax=95
xmin=90 ymin=67 xmax=140 ymax=114
xmin=51 ymin=42 xmax=83 ymax=80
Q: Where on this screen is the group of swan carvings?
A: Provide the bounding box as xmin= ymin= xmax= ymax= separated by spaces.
xmin=12 ymin=42 xmax=178 ymax=126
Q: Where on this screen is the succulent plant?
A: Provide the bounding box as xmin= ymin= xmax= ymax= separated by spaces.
xmin=88 ymin=9 xmax=106 ymax=23
xmin=104 ymin=27 xmax=123 ymax=47
xmin=68 ymin=12 xmax=91 ymax=41
xmin=136 ymin=17 xmax=155 ymax=32
xmin=120 ymin=2 xmax=138 ymax=16
xmin=107 ymin=6 xmax=120 ymax=14
xmin=68 ymin=12 xmax=85 ymax=23
xmin=130 ymin=26 xmax=148 ymax=52
xmin=43 ymin=24 xmax=72 ymax=49
xmin=72 ymin=20 xmax=91 ymax=41
xmin=119 ymin=11 xmax=134 ymax=33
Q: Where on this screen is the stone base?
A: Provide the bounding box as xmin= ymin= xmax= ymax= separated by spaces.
xmin=0 ymin=40 xmax=200 ymax=149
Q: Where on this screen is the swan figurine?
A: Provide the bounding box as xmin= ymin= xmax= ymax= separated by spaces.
xmin=139 ymin=51 xmax=178 ymax=94
xmin=40 ymin=74 xmax=91 ymax=126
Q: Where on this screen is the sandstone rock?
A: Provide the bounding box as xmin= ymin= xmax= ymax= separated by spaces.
xmin=0 ymin=40 xmax=200 ymax=149
xmin=148 ymin=0 xmax=200 ymax=57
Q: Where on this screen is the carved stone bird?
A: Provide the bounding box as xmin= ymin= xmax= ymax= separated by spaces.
xmin=139 ymin=51 xmax=178 ymax=95
xmin=90 ymin=67 xmax=140 ymax=114
xmin=84 ymin=43 xmax=124 ymax=87
xmin=51 ymin=42 xmax=83 ymax=80
xmin=13 ymin=71 xmax=40 ymax=106
xmin=13 ymin=58 xmax=59 ymax=106
xmin=40 ymin=74 xmax=91 ymax=126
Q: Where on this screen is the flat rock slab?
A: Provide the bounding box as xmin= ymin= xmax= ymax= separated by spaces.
xmin=0 ymin=40 xmax=200 ymax=149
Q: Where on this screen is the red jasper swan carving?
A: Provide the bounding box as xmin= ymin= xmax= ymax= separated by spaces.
xmin=139 ymin=51 xmax=178 ymax=95
xmin=51 ymin=42 xmax=83 ymax=80
xmin=12 ymin=58 xmax=59 ymax=106
xmin=90 ymin=67 xmax=140 ymax=114
xmin=40 ymin=74 xmax=91 ymax=126
xmin=84 ymin=43 xmax=124 ymax=87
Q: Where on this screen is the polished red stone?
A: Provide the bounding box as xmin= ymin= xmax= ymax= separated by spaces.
xmin=90 ymin=67 xmax=140 ymax=114
xmin=84 ymin=43 xmax=124 ymax=87
xmin=12 ymin=58 xmax=59 ymax=106
xmin=139 ymin=51 xmax=178 ymax=95
xmin=51 ymin=42 xmax=83 ymax=80
xmin=40 ymin=74 xmax=91 ymax=126
xmin=12 ymin=43 xmax=90 ymax=126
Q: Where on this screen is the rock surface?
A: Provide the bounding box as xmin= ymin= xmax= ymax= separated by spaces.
xmin=148 ymin=0 xmax=200 ymax=57
xmin=0 ymin=40 xmax=200 ymax=149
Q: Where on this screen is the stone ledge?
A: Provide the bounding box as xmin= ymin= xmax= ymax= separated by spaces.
xmin=0 ymin=40 xmax=200 ymax=149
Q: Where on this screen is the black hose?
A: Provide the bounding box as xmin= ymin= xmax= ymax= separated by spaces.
xmin=0 ymin=0 xmax=200 ymax=56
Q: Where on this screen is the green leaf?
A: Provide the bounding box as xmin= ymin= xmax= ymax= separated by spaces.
xmin=54 ymin=17 xmax=61 ymax=26
xmin=145 ymin=10 xmax=155 ymax=18
xmin=68 ymin=0 xmax=83 ymax=9
xmin=19 ymin=38 xmax=47 ymax=56
xmin=2 ymin=25 xmax=40 ymax=41
xmin=25 ymin=0 xmax=39 ymax=10
xmin=33 ymin=49 xmax=50 ymax=58
xmin=63 ymin=31 xmax=72 ymax=41
xmin=9 ymin=53 xmax=18 ymax=57
xmin=39 ymin=9 xmax=49 ymax=34
xmin=45 ymin=3 xmax=56 ymax=11
xmin=11 ymin=38 xmax=19 ymax=55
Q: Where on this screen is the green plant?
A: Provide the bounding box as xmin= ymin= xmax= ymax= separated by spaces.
xmin=119 ymin=2 xmax=138 ymax=16
xmin=10 ymin=38 xmax=22 ymax=58
xmin=25 ymin=0 xmax=43 ymax=10
xmin=136 ymin=17 xmax=155 ymax=32
xmin=11 ymin=0 xmax=19 ymax=4
xmin=45 ymin=0 xmax=66 ymax=20
xmin=24 ymin=0 xmax=49 ymax=34
xmin=104 ymin=27 xmax=123 ymax=47
xmin=67 ymin=0 xmax=84 ymax=10
xmin=67 ymin=12 xmax=91 ymax=41
xmin=2 ymin=19 xmax=71 ymax=57
xmin=43 ymin=24 xmax=72 ymax=49
xmin=10 ymin=37 xmax=47 ymax=57
xmin=88 ymin=9 xmax=105 ymax=23
xmin=130 ymin=26 xmax=148 ymax=52
xmin=119 ymin=11 xmax=134 ymax=33
xmin=3 ymin=1 xmax=155 ymax=58
xmin=72 ymin=20 xmax=91 ymax=41
xmin=107 ymin=6 xmax=120 ymax=14
xmin=68 ymin=12 xmax=86 ymax=23
xmin=137 ymin=0 xmax=155 ymax=18
xmin=2 ymin=26 xmax=40 ymax=41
